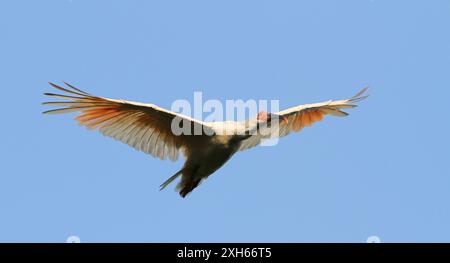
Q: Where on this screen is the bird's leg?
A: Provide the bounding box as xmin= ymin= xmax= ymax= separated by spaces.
xmin=179 ymin=179 xmax=201 ymax=198
xmin=177 ymin=165 xmax=201 ymax=198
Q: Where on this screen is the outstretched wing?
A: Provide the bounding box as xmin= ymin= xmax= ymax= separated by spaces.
xmin=238 ymin=87 xmax=369 ymax=151
xmin=43 ymin=82 xmax=212 ymax=161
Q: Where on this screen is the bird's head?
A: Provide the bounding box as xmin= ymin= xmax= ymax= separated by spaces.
xmin=256 ymin=111 xmax=288 ymax=125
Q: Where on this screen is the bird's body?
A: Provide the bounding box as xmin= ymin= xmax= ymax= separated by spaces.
xmin=175 ymin=135 xmax=240 ymax=196
xmin=43 ymin=82 xmax=368 ymax=197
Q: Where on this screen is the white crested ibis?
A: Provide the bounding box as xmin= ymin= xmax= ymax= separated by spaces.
xmin=43 ymin=82 xmax=368 ymax=197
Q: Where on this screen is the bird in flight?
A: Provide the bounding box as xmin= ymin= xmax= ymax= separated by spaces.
xmin=43 ymin=82 xmax=368 ymax=197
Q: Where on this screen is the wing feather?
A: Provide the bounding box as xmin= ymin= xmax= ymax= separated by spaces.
xmin=238 ymin=87 xmax=369 ymax=151
xmin=43 ymin=82 xmax=212 ymax=160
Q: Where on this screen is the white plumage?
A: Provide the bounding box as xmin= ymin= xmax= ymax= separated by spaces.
xmin=43 ymin=82 xmax=368 ymax=197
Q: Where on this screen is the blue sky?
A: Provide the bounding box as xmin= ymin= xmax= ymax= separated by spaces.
xmin=1 ymin=0 xmax=449 ymax=242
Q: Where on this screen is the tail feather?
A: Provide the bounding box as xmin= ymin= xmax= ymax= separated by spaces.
xmin=159 ymin=169 xmax=183 ymax=191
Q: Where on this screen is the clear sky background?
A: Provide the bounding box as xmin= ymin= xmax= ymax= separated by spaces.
xmin=1 ymin=0 xmax=449 ymax=242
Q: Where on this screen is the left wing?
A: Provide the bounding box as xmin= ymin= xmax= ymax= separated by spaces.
xmin=238 ymin=87 xmax=369 ymax=151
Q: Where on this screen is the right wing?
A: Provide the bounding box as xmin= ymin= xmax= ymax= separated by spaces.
xmin=43 ymin=82 xmax=213 ymax=161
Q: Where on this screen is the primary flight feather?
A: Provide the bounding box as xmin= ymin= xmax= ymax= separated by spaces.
xmin=43 ymin=82 xmax=368 ymax=197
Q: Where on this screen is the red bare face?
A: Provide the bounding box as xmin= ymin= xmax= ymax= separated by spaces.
xmin=256 ymin=111 xmax=289 ymax=125
xmin=256 ymin=111 xmax=270 ymax=122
